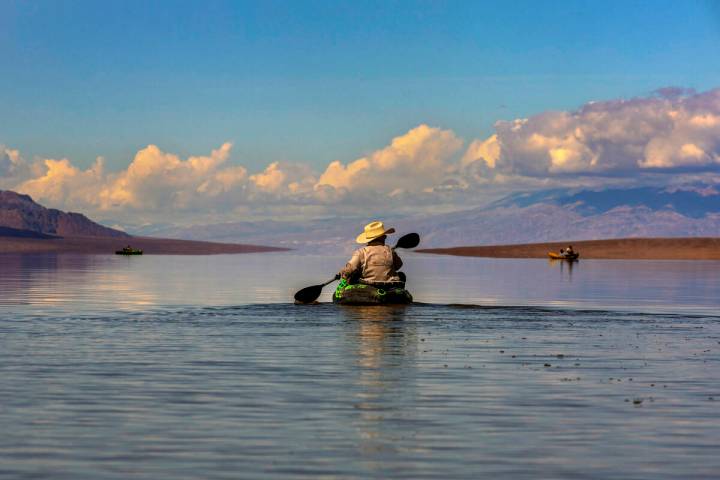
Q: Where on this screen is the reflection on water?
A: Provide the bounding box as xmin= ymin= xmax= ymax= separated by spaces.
xmin=339 ymin=307 xmax=417 ymax=459
xmin=1 ymin=254 xmax=720 ymax=479
xmin=1 ymin=253 xmax=719 ymax=315
xmin=547 ymin=257 xmax=575 ymax=279
xmin=406 ymin=255 xmax=720 ymax=314
xmin=0 ymin=254 xmax=158 ymax=311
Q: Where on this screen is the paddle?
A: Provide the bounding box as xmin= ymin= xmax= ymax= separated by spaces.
xmin=293 ymin=232 xmax=420 ymax=304
xmin=394 ymin=232 xmax=420 ymax=250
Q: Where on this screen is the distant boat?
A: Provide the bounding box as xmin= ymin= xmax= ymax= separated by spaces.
xmin=115 ymin=246 xmax=143 ymax=255
xmin=548 ymin=251 xmax=579 ymax=261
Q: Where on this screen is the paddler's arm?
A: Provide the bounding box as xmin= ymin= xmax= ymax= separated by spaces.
xmin=392 ymin=250 xmax=403 ymax=270
xmin=339 ymin=249 xmax=363 ymax=279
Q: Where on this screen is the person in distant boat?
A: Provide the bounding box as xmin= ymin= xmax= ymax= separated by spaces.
xmin=559 ymin=248 xmax=566 ymax=256
xmin=565 ymin=245 xmax=575 ymax=256
xmin=337 ymin=221 xmax=405 ymax=288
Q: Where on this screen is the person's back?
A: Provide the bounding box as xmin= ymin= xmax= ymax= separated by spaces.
xmin=346 ymin=241 xmax=403 ymax=286
xmin=339 ymin=221 xmax=404 ymax=287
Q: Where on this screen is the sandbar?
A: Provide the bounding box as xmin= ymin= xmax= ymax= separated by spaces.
xmin=417 ymin=237 xmax=720 ymax=260
xmin=0 ymin=235 xmax=288 ymax=255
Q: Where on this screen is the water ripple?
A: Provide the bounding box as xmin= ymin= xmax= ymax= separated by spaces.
xmin=1 ymin=254 xmax=719 ymax=479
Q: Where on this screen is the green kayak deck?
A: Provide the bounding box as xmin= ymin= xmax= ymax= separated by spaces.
xmin=333 ymin=282 xmax=412 ymax=305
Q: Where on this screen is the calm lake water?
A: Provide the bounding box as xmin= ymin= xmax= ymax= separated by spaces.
xmin=1 ymin=252 xmax=719 ymax=479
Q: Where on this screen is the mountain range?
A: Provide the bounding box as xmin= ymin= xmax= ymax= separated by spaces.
xmin=0 ymin=191 xmax=286 ymax=255
xmin=120 ymin=185 xmax=720 ymax=253
xmin=0 ymin=190 xmax=128 ymax=238
xmin=4 ymin=185 xmax=719 ymax=253
xmin=492 ymin=185 xmax=720 ymax=218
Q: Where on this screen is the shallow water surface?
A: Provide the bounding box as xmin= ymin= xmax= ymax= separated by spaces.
xmin=1 ymin=253 xmax=719 ymax=479
xmin=2 ymin=253 xmax=720 ymax=314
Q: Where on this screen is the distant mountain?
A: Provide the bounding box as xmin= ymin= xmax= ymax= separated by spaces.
xmin=493 ymin=185 xmax=720 ymax=218
xmin=133 ymin=185 xmax=720 ymax=252
xmin=406 ymin=185 xmax=720 ymax=247
xmin=410 ymin=203 xmax=720 ymax=248
xmin=131 ymin=217 xmax=367 ymax=254
xmin=0 ymin=190 xmax=129 ymax=238
xmin=0 ymin=226 xmax=58 ymax=239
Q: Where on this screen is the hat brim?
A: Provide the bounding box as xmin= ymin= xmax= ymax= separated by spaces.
xmin=356 ymin=227 xmax=395 ymax=244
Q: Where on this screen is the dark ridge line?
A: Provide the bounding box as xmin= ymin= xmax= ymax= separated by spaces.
xmin=0 ymin=226 xmax=61 ymax=239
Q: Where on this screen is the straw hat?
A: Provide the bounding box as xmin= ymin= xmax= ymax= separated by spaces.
xmin=356 ymin=221 xmax=396 ymax=244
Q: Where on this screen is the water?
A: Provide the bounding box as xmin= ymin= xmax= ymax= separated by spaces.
xmin=1 ymin=253 xmax=719 ymax=479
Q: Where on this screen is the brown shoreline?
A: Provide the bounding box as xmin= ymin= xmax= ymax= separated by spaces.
xmin=417 ymin=237 xmax=720 ymax=260
xmin=0 ymin=235 xmax=289 ymax=255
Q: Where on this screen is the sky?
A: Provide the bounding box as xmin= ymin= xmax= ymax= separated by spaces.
xmin=1 ymin=0 xmax=720 ymax=225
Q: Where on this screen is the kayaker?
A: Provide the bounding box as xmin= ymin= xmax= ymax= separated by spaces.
xmin=565 ymin=245 xmax=575 ymax=256
xmin=338 ymin=221 xmax=405 ymax=289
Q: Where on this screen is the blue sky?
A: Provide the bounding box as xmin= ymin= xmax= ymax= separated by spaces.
xmin=2 ymin=0 xmax=719 ymax=171
xmin=2 ymin=0 xmax=720 ymax=225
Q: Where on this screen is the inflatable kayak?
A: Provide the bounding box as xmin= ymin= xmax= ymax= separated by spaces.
xmin=548 ymin=252 xmax=579 ymax=261
xmin=333 ymin=281 xmax=413 ymax=306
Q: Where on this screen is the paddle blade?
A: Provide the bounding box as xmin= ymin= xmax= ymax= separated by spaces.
xmin=294 ymin=284 xmax=324 ymax=304
xmin=395 ymin=232 xmax=420 ymax=249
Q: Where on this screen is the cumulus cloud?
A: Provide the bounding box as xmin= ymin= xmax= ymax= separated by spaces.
xmin=4 ymin=87 xmax=720 ymax=223
xmin=461 ymin=88 xmax=720 ymax=177
xmin=0 ymin=147 xmax=27 ymax=184
xmin=315 ymin=124 xmax=463 ymax=199
xmin=249 ymin=161 xmax=316 ymax=196
xmin=18 ymin=157 xmax=106 ymax=208
xmin=97 ymin=143 xmax=245 ymax=210
xmin=461 ymin=134 xmax=500 ymax=168
xmin=12 ymin=143 xmax=251 ymax=215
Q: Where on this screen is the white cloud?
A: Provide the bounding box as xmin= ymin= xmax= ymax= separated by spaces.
xmin=315 ymin=124 xmax=463 ymax=199
xmin=461 ymin=88 xmax=720 ymax=176
xmin=9 ymin=143 xmax=252 ymax=217
xmin=461 ymin=134 xmax=500 ymax=168
xmin=0 ymin=147 xmax=26 ymax=184
xmin=97 ymin=143 xmax=241 ymax=210
xmin=18 ymin=157 xmax=106 ymax=208
xmin=249 ymin=161 xmax=316 ymax=196
xmin=4 ymin=87 xmax=720 ymax=223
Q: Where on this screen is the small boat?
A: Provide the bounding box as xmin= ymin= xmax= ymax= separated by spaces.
xmin=115 ymin=246 xmax=143 ymax=255
xmin=548 ymin=252 xmax=579 ymax=261
xmin=333 ymin=283 xmax=413 ymax=305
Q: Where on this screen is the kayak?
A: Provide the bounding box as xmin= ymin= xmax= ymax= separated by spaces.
xmin=548 ymin=252 xmax=579 ymax=261
xmin=116 ymin=247 xmax=143 ymax=255
xmin=333 ymin=282 xmax=413 ymax=305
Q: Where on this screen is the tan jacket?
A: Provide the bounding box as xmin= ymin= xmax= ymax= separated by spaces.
xmin=340 ymin=244 xmax=403 ymax=284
